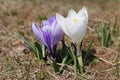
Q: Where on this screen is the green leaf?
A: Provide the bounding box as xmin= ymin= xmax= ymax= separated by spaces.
xmin=105 ymin=23 xmax=111 ymax=47
xmin=59 ymin=55 xmax=68 ymax=73
xmin=42 ymin=44 xmax=46 ymax=58
xmin=70 ymin=46 xmax=77 ymax=78
xmin=38 ymin=15 xmax=47 ymax=21
xmin=52 ymin=61 xmax=59 ymax=73
xmin=39 ymin=71 xmax=45 ymax=79
xmin=112 ymin=16 xmax=118 ymax=37
xmin=34 ymin=42 xmax=43 ymax=64
xmin=13 ymin=32 xmax=35 ymax=52
xmin=92 ymin=57 xmax=100 ymax=64
xmin=101 ymin=22 xmax=106 ymax=46
xmin=84 ymin=40 xmax=94 ymax=65
xmin=95 ymin=29 xmax=101 ymax=39
xmin=101 ymin=22 xmax=111 ymax=47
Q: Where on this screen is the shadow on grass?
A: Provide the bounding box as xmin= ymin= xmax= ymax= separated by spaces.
xmin=82 ymin=48 xmax=98 ymax=66
xmin=55 ymin=47 xmax=98 ymax=65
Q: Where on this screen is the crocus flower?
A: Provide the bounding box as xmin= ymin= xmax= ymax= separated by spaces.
xmin=56 ymin=7 xmax=88 ymax=72
xmin=32 ymin=16 xmax=62 ymax=58
xmin=56 ymin=7 xmax=88 ymax=43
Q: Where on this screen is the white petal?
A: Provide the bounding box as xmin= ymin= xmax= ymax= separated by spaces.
xmin=56 ymin=13 xmax=70 ymax=37
xmin=78 ymin=7 xmax=88 ymax=29
xmin=78 ymin=7 xmax=88 ymax=20
xmin=68 ymin=9 xmax=77 ymax=19
xmin=56 ymin=7 xmax=88 ymax=43
xmin=68 ymin=22 xmax=87 ymax=42
xmin=66 ymin=11 xmax=88 ymax=43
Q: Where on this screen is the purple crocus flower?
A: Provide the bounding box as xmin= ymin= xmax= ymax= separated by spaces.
xmin=32 ymin=16 xmax=62 ymax=58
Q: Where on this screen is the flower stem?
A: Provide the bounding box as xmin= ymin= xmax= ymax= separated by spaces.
xmin=71 ymin=47 xmax=77 ymax=78
xmin=77 ymin=44 xmax=83 ymax=73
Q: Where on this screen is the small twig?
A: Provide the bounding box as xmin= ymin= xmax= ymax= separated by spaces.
xmin=87 ymin=27 xmax=95 ymax=32
xmin=94 ymin=47 xmax=119 ymax=66
xmin=98 ymin=57 xmax=113 ymax=65
xmin=103 ymin=47 xmax=118 ymax=54
xmin=57 ymin=63 xmax=90 ymax=80
xmin=56 ymin=63 xmax=74 ymax=71
xmin=89 ymin=18 xmax=109 ymax=24
xmin=77 ymin=74 xmax=90 ymax=80
xmin=93 ymin=54 xmax=114 ymax=65
xmin=46 ymin=68 xmax=59 ymax=80
xmin=93 ymin=50 xmax=120 ymax=67
xmin=113 ymin=61 xmax=120 ymax=66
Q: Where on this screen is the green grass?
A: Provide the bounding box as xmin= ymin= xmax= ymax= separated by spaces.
xmin=112 ymin=16 xmax=119 ymax=37
xmin=5 ymin=57 xmax=19 ymax=79
xmin=96 ymin=22 xmax=111 ymax=47
xmin=101 ymin=22 xmax=111 ymax=47
xmin=83 ymin=40 xmax=94 ymax=65
xmin=15 ymin=32 xmax=91 ymax=78
xmin=115 ymin=54 xmax=120 ymax=79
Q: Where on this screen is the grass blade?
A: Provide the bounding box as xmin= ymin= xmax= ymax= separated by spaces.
xmin=101 ymin=22 xmax=106 ymax=46
xmin=13 ymin=32 xmax=35 ymax=52
xmin=115 ymin=55 xmax=119 ymax=78
xmin=105 ymin=23 xmax=111 ymax=47
xmin=84 ymin=40 xmax=94 ymax=65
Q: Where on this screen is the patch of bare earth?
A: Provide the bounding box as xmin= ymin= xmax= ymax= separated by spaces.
xmin=0 ymin=0 xmax=120 ymax=80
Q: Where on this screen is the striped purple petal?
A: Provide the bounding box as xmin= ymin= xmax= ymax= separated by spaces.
xmin=32 ymin=22 xmax=46 ymax=45
xmin=32 ymin=16 xmax=62 ymax=58
xmin=51 ymin=19 xmax=62 ymax=45
xmin=42 ymin=25 xmax=51 ymax=50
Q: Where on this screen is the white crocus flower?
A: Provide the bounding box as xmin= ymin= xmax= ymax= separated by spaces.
xmin=56 ymin=7 xmax=88 ymax=73
xmin=56 ymin=7 xmax=88 ymax=43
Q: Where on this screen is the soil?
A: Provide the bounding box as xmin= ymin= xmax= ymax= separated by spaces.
xmin=0 ymin=0 xmax=120 ymax=80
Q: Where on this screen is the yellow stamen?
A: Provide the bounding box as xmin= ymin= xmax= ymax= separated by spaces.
xmin=73 ymin=19 xmax=79 ymax=22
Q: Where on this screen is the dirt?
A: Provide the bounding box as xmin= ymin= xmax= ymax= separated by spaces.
xmin=0 ymin=0 xmax=120 ymax=80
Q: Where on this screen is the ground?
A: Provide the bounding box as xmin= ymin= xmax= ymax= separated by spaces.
xmin=0 ymin=0 xmax=120 ymax=80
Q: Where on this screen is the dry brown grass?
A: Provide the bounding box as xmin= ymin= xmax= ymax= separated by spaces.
xmin=0 ymin=0 xmax=120 ymax=80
